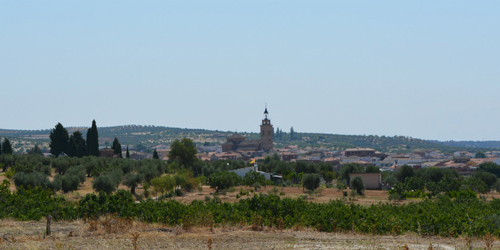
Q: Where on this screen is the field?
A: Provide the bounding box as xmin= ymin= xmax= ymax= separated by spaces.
xmin=4 ymin=171 xmax=500 ymax=249
xmin=0 ymin=218 xmax=496 ymax=250
xmin=0 ymin=173 xmax=429 ymax=206
xmin=4 ymin=172 xmax=500 ymax=206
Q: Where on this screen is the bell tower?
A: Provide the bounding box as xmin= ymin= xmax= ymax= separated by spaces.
xmin=260 ymin=106 xmax=273 ymax=151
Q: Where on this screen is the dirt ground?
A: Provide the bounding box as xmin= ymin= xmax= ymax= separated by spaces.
xmin=0 ymin=218 xmax=497 ymax=250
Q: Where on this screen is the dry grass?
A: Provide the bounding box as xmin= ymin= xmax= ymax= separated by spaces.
xmin=1 ymin=219 xmax=499 ymax=249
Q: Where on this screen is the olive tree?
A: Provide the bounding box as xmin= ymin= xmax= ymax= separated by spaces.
xmin=351 ymin=176 xmax=365 ymax=195
xmin=302 ymin=173 xmax=321 ymax=191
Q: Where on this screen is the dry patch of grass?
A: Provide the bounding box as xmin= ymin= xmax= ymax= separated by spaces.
xmin=1 ymin=219 xmax=498 ymax=250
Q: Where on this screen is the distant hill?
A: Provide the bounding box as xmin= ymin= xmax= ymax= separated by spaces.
xmin=432 ymin=140 xmax=500 ymax=149
xmin=0 ymin=125 xmax=494 ymax=154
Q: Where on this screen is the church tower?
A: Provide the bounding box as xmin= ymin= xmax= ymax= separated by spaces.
xmin=260 ymin=106 xmax=273 ymax=151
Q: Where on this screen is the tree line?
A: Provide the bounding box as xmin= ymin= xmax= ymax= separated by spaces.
xmin=49 ymin=120 xmax=125 ymax=158
xmin=0 ymin=137 xmax=13 ymax=155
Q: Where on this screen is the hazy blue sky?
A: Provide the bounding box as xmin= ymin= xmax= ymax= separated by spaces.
xmin=1 ymin=1 xmax=499 ymax=141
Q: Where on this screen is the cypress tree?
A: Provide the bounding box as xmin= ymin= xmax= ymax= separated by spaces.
xmin=49 ymin=123 xmax=69 ymax=157
xmin=67 ymin=134 xmax=77 ymax=157
xmin=112 ymin=137 xmax=122 ymax=158
xmin=126 ymin=146 xmax=130 ymax=159
xmin=67 ymin=131 xmax=86 ymax=158
xmin=153 ymin=149 xmax=159 ymax=159
xmin=28 ymin=145 xmax=44 ymax=155
xmin=86 ymin=120 xmax=99 ymax=156
xmin=0 ymin=137 xmax=2 ymax=155
xmin=1 ymin=138 xmax=13 ymax=155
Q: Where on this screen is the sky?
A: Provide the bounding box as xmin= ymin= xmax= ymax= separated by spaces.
xmin=1 ymin=1 xmax=499 ymax=141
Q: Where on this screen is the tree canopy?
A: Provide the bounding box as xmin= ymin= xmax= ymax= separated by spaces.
xmin=351 ymin=176 xmax=365 ymax=195
xmin=112 ymin=137 xmax=122 ymax=158
xmin=339 ymin=163 xmax=364 ymax=185
xmin=302 ymin=173 xmax=321 ymax=191
xmin=208 ymin=171 xmax=240 ymax=192
xmin=67 ymin=131 xmax=86 ymax=158
xmin=243 ymin=170 xmax=265 ymax=187
xmin=49 ymin=123 xmax=69 ymax=157
xmin=86 ymin=120 xmax=99 ymax=157
xmin=28 ymin=145 xmax=44 ymax=156
xmin=475 ymin=151 xmax=487 ymax=159
xmin=478 ymin=162 xmax=500 ymax=178
xmin=1 ymin=138 xmax=13 ymax=155
xmin=168 ymin=138 xmax=197 ymax=168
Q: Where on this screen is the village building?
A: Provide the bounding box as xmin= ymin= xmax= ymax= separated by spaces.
xmin=344 ymin=148 xmax=388 ymax=159
xmin=98 ymin=148 xmax=115 ymax=158
xmin=349 ymin=173 xmax=382 ymax=190
xmin=222 ymin=107 xmax=274 ymax=152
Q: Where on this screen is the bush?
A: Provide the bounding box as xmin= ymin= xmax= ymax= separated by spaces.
xmin=208 ymin=171 xmax=241 ymax=192
xmin=472 ymin=171 xmax=497 ymax=190
xmin=174 ymin=188 xmax=183 ymax=197
xmin=66 ymin=165 xmax=86 ymax=183
xmin=446 ymin=190 xmax=477 ymax=199
xmin=122 ymin=173 xmax=144 ymax=194
xmin=302 ymin=173 xmax=321 ymax=191
xmin=461 ymin=177 xmax=489 ymax=194
xmin=52 ymin=157 xmax=70 ymax=175
xmin=351 ymin=176 xmax=365 ymax=195
xmin=336 ymin=180 xmax=348 ymax=191
xmin=58 ymin=174 xmax=80 ymax=193
xmin=174 ymin=174 xmax=189 ymax=190
xmin=92 ymin=170 xmax=122 ymax=195
xmin=395 ymin=165 xmax=414 ymax=183
xmin=323 ymin=171 xmax=335 ymax=184
xmin=388 ymin=192 xmax=403 ymax=201
xmin=252 ymin=182 xmax=262 ymax=191
xmin=138 ymin=164 xmax=161 ymax=183
xmin=243 ymin=170 xmax=265 ymax=187
xmin=150 ymin=175 xmax=176 ymax=195
xmin=13 ymin=172 xmax=51 ymax=190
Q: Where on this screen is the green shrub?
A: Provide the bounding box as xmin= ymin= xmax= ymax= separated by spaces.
xmin=92 ymin=175 xmax=117 ymax=194
xmin=122 ymin=173 xmax=144 ymax=194
xmin=208 ymin=171 xmax=241 ymax=192
xmin=13 ymin=171 xmax=51 ymax=190
xmin=302 ymin=173 xmax=321 ymax=191
xmin=58 ymin=174 xmax=80 ymax=193
xmin=388 ymin=192 xmax=403 ymax=202
xmin=252 ymin=182 xmax=262 ymax=191
xmin=350 ymin=176 xmax=365 ymax=195
xmin=243 ymin=170 xmax=265 ymax=187
xmin=336 ymin=180 xmax=348 ymax=191
xmin=174 ymin=188 xmax=183 ymax=196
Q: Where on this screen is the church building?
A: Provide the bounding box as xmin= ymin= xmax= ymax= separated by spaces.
xmin=222 ymin=107 xmax=274 ymax=152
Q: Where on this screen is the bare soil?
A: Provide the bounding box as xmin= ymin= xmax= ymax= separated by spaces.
xmin=0 ymin=218 xmax=496 ymax=250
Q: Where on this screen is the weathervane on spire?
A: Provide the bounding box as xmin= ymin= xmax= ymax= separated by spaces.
xmin=263 ymin=104 xmax=269 ymax=120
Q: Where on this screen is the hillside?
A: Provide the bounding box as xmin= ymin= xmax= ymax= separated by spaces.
xmin=435 ymin=140 xmax=500 ymax=149
xmin=0 ymin=125 xmax=493 ymax=154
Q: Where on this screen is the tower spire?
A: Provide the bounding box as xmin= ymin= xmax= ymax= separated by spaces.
xmin=260 ymin=104 xmax=273 ymax=151
xmin=264 ymin=104 xmax=269 ymax=120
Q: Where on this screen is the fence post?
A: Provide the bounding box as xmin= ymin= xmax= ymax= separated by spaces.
xmin=45 ymin=215 xmax=52 ymax=236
